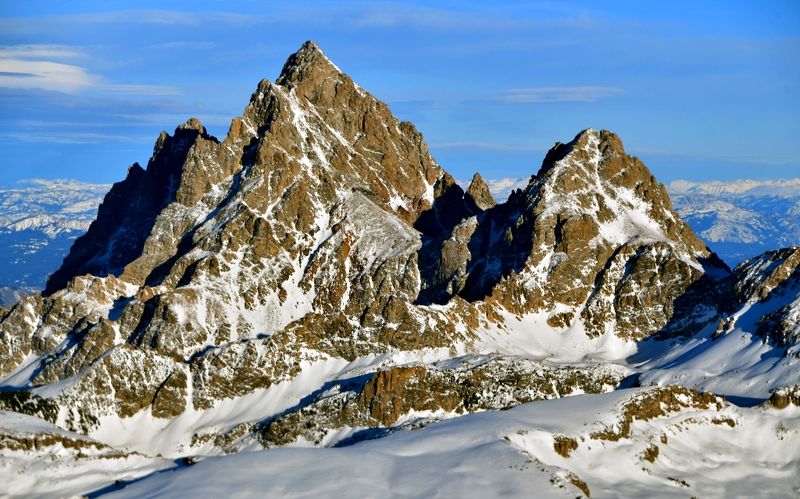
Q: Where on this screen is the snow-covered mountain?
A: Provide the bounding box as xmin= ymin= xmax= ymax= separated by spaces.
xmin=0 ymin=179 xmax=109 ymax=304
xmin=482 ymin=177 xmax=800 ymax=267
xmin=0 ymin=42 xmax=798 ymax=498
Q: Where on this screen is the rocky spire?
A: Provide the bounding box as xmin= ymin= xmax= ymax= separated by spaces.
xmin=464 ymin=173 xmax=495 ymax=212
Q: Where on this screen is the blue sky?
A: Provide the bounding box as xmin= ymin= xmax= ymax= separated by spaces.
xmin=0 ymin=1 xmax=798 ymax=187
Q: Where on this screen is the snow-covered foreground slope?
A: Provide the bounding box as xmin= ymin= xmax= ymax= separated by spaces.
xmin=0 ymin=411 xmax=171 ymax=498
xmin=88 ymin=388 xmax=800 ymax=499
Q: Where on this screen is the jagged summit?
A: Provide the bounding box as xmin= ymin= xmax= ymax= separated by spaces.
xmin=465 ymin=173 xmax=495 ymax=212
xmin=536 ymin=128 xmax=628 ymax=184
xmin=176 ymin=117 xmax=210 ymax=135
xmin=527 ymin=127 xmax=705 ymax=253
xmin=276 ymin=40 xmax=342 ymax=87
xmin=46 ymin=41 xmax=451 ymax=295
xmin=424 ymin=126 xmax=729 ymax=337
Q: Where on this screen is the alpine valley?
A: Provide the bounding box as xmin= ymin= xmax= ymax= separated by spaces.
xmin=1 ymin=42 xmax=798 ymax=498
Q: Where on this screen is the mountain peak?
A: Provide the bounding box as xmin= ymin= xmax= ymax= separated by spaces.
xmin=177 ymin=117 xmax=206 ymax=134
xmin=535 ymin=128 xmax=633 ymax=190
xmin=276 ymin=40 xmax=341 ymax=88
xmin=465 ymin=173 xmax=495 ymax=212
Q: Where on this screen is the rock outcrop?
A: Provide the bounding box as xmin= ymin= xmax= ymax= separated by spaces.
xmin=464 ymin=173 xmax=495 ymax=212
xmin=254 ymin=356 xmax=628 ymax=448
xmin=729 ymin=246 xmax=800 ymax=347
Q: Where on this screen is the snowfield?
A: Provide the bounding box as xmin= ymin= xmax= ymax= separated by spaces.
xmin=89 ymin=390 xmax=800 ymax=499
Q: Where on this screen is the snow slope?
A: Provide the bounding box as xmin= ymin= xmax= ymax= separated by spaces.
xmin=98 ymin=389 xmax=800 ymax=499
xmin=0 ymin=411 xmax=171 ymax=498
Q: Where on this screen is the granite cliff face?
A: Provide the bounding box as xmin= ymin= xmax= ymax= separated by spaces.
xmin=0 ymin=42 xmax=797 ymax=464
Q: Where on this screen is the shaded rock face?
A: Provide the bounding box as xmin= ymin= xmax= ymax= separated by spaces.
xmin=0 ymin=40 xmax=758 ymax=433
xmin=727 ymin=246 xmax=800 ymax=347
xmin=464 ymin=173 xmax=495 ymax=212
xmin=45 ymin=121 xmax=221 ymax=294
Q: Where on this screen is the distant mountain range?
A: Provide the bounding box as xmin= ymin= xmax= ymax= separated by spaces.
xmin=0 ymin=179 xmax=109 ymax=305
xmin=667 ymin=179 xmax=800 ymax=265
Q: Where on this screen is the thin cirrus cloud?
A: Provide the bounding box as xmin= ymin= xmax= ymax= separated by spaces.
xmin=502 ymin=86 xmax=622 ymax=103
xmin=0 ymin=45 xmax=179 ymax=95
xmin=432 ymin=141 xmax=546 ymax=153
xmin=0 ymin=44 xmax=83 ymax=59
xmin=0 ymin=10 xmax=268 ymax=34
xmin=149 ymin=41 xmax=216 ymax=50
xmin=0 ymin=130 xmax=156 ymax=144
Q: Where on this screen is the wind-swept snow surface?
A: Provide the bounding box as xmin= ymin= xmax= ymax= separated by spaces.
xmin=99 ymin=389 xmax=800 ymax=499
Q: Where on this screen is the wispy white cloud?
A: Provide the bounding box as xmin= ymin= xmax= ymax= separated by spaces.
xmin=0 ymin=45 xmax=179 ymax=96
xmin=344 ymin=3 xmax=598 ymax=32
xmin=0 ymin=58 xmax=93 ymax=93
xmin=0 ymin=130 xmax=154 ymax=144
xmin=114 ymin=112 xmax=232 ymax=127
xmin=94 ymin=83 xmax=180 ymax=96
xmin=502 ymin=86 xmax=622 ymax=103
xmin=0 ymin=10 xmax=268 ymax=34
xmin=629 ymin=147 xmax=800 ymax=167
xmin=0 ymin=44 xmax=84 ymax=59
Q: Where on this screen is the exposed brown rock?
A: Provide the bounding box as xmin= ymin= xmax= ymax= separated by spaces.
xmin=765 ymin=385 xmax=800 ymax=409
xmin=590 ymin=387 xmax=723 ymax=441
xmin=567 ymin=474 xmax=591 ymax=498
xmin=553 ymin=434 xmax=579 ymax=457
xmin=255 ymin=357 xmax=628 ymax=448
xmin=641 ymin=444 xmax=660 ymax=462
xmin=733 ymin=247 xmax=800 ymax=302
xmin=465 ymin=173 xmax=495 ymax=212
